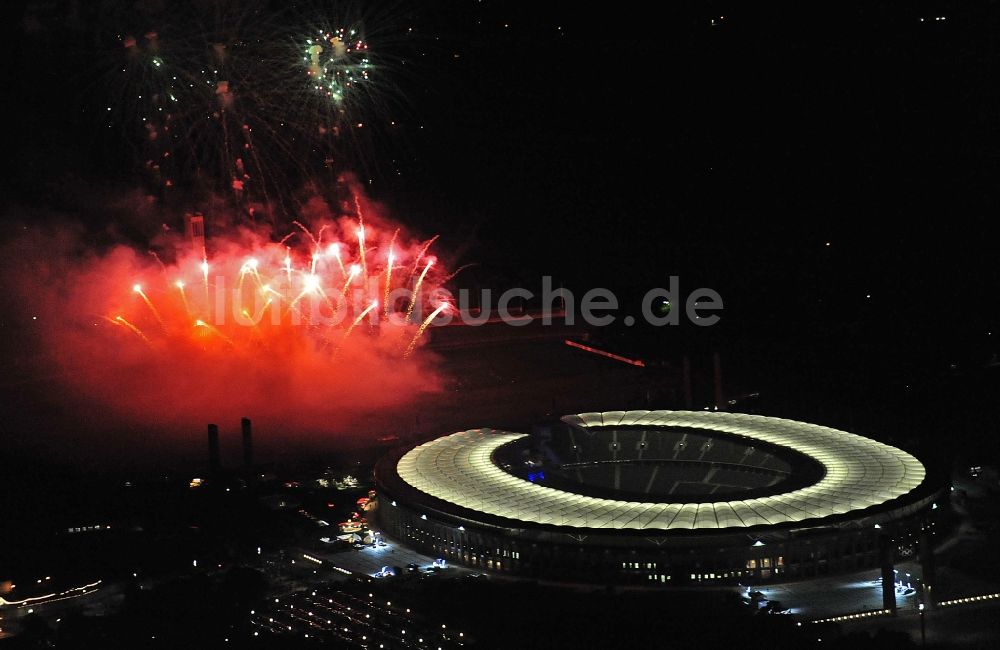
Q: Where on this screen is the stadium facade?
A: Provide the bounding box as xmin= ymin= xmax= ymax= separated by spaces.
xmin=375 ymin=411 xmax=947 ymax=586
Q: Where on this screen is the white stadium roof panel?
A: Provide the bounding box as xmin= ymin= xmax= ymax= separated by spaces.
xmin=394 ymin=411 xmax=926 ymax=531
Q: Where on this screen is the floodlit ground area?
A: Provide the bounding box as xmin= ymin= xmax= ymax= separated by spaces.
xmin=305 ymin=535 xmax=469 ymax=580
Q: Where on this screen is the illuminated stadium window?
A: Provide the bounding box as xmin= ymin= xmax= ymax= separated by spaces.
xmin=762 ymin=558 xmax=771 ymax=568
xmin=709 ymin=573 xmax=715 ymax=579
xmin=777 ymin=556 xmax=784 ymax=566
xmin=691 ymin=574 xmax=697 ymax=580
xmin=747 ymin=559 xmax=757 ymax=569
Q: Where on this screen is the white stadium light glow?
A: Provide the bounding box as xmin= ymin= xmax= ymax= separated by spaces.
xmin=395 ymin=411 xmax=926 ymax=531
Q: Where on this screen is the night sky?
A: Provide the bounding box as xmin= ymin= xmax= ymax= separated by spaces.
xmin=5 ymin=10 xmax=1000 ymax=650
xmin=3 ymin=1 xmax=1000 ymax=460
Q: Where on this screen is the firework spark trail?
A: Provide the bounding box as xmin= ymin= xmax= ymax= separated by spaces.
xmin=104 ymin=3 xmax=398 ymax=224
xmin=286 ymin=272 xmax=321 ymax=317
xmin=149 ymin=250 xmax=167 ymax=273
xmin=133 ymin=284 xmax=165 ymax=329
xmin=5 ymin=212 xmax=456 ymax=443
xmin=405 ymin=258 xmax=434 ymax=322
xmin=100 ymin=205 xmax=445 ymax=358
xmin=315 ymin=224 xmax=331 ymax=248
xmin=353 ymin=192 xmax=371 ymax=286
xmin=441 ymin=263 xmax=477 ymax=284
xmin=175 ymin=280 xmax=191 ymax=316
xmin=26 ymin=182 xmax=451 ymax=374
xmin=292 ymin=221 xmax=319 ymax=246
xmin=340 ymin=263 xmax=361 ymax=298
xmin=356 ymin=224 xmax=368 ymax=297
xmin=261 ymin=283 xmax=284 ymax=300
xmin=248 ymin=263 xmax=265 ymax=291
xmin=292 ymin=223 xmax=330 ymax=277
xmin=9 ymin=11 xmax=457 ymax=436
xmin=238 ymin=257 xmax=259 ymax=293
xmin=201 ymin=259 xmax=210 ymax=305
xmin=327 ymin=242 xmax=346 ymax=276
xmin=383 ymin=246 xmax=395 ymax=318
xmin=194 ymin=319 xmax=235 ymax=346
xmin=108 ymin=315 xmax=151 ymax=344
xmin=410 ymin=236 xmax=439 ymax=278
xmin=312 ymin=276 xmax=337 ymax=314
xmin=240 ymin=308 xmax=266 ymax=343
xmin=258 ymin=298 xmax=275 ymax=331
xmin=403 ymin=303 xmax=448 ymax=358
xmin=333 ymin=299 xmax=379 ymax=355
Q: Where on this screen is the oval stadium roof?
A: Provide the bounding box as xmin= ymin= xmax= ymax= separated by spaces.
xmin=394 ymin=411 xmax=926 ymax=531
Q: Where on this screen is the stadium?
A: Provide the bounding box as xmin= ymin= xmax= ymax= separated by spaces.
xmin=375 ymin=411 xmax=949 ymax=586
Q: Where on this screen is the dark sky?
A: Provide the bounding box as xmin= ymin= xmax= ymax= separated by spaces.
xmin=8 ymin=2 xmax=996 ymax=311
xmin=3 ymin=1 xmax=1000 ymax=454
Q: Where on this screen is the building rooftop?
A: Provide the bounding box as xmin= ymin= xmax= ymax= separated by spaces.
xmin=395 ymin=411 xmax=926 ymax=531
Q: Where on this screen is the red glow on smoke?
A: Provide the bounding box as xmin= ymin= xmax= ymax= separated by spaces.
xmin=4 ymin=189 xmax=449 ymax=443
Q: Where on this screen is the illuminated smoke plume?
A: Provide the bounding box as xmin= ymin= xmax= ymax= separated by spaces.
xmin=3 ymin=183 xmax=450 ymax=446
